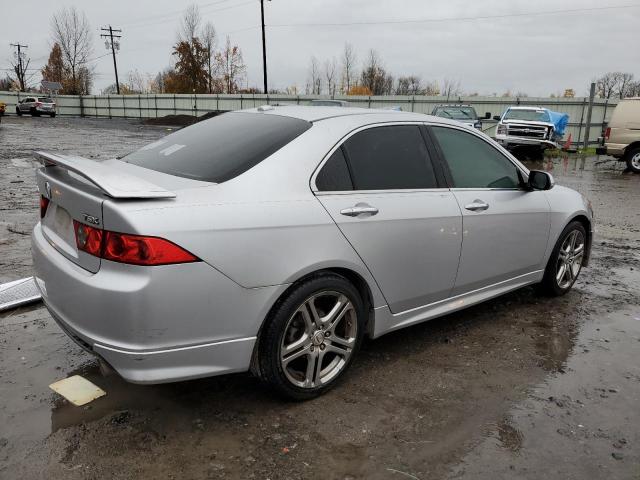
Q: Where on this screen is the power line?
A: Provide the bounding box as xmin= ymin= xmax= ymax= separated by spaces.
xmin=268 ymin=4 xmax=640 ymax=27
xmin=120 ymin=0 xmax=255 ymax=30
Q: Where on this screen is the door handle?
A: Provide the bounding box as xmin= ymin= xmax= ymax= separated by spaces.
xmin=340 ymin=204 xmax=379 ymax=217
xmin=464 ymin=200 xmax=489 ymax=212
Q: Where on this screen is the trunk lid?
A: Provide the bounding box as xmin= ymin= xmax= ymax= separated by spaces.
xmin=35 ymin=152 xmax=177 ymax=273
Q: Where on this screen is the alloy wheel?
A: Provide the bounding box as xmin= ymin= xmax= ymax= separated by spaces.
xmin=556 ymin=230 xmax=585 ymax=289
xmin=280 ymin=291 xmax=357 ymax=389
xmin=631 ymin=152 xmax=640 ymax=171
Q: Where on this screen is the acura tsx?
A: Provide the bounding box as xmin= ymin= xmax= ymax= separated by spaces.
xmin=32 ymin=106 xmax=593 ymax=399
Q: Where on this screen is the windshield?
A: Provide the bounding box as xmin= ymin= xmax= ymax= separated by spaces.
xmin=503 ymin=109 xmax=550 ymax=122
xmin=124 ymin=112 xmax=311 ymax=183
xmin=433 ymin=106 xmax=477 ymax=120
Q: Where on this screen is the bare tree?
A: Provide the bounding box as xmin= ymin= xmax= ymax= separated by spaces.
xmin=201 ymin=21 xmax=217 ymax=93
xmin=215 ymin=36 xmax=246 ymax=94
xmin=396 ymin=75 xmax=423 ymax=95
xmin=126 ymin=69 xmax=147 ymax=93
xmin=341 ymin=43 xmax=356 ymax=94
xmin=307 ymin=56 xmax=321 ymax=95
xmin=441 ymin=78 xmax=462 ymax=100
xmin=324 ymin=57 xmax=337 ymax=96
xmin=51 ymin=6 xmax=93 ymax=94
xmin=423 ymin=81 xmax=440 ymax=96
xmin=595 ymin=72 xmax=620 ymax=99
xmin=360 ymin=50 xmax=393 ymax=95
xmin=615 ymin=72 xmax=634 ymax=98
xmin=179 ymin=4 xmax=201 ymax=42
xmin=628 ymin=80 xmax=640 ymax=97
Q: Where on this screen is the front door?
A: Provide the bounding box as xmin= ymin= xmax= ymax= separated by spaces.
xmin=429 ymin=125 xmax=550 ymax=295
xmin=313 ymin=124 xmax=462 ymax=313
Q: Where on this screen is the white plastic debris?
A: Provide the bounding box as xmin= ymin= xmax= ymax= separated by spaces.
xmin=0 ymin=277 xmax=42 ymax=312
xmin=49 ymin=375 xmax=106 ymax=406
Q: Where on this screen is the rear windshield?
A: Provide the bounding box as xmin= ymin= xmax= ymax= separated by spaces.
xmin=124 ymin=112 xmax=311 ymax=183
xmin=433 ymin=106 xmax=477 ymax=120
xmin=38 ymin=97 xmax=53 ymax=103
xmin=503 ymin=109 xmax=550 ymax=122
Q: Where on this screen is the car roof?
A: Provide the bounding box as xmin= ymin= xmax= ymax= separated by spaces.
xmin=239 ymin=105 xmax=453 ymax=124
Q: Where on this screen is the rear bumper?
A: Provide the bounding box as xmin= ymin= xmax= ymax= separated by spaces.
xmin=31 ymin=223 xmax=286 ymax=383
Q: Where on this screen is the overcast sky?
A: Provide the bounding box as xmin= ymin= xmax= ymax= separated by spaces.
xmin=2 ymin=0 xmax=639 ymax=96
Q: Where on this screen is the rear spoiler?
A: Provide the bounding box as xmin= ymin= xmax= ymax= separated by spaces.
xmin=36 ymin=151 xmax=176 ymax=199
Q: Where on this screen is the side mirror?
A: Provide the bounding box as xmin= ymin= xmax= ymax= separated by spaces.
xmin=484 ymin=112 xmax=491 ymax=119
xmin=493 ymin=115 xmax=502 ymax=121
xmin=528 ymin=170 xmax=554 ymax=191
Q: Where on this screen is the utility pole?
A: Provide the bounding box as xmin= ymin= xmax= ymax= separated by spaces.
xmin=100 ymin=26 xmax=122 ymax=94
xmin=583 ymin=82 xmax=596 ymax=149
xmin=260 ymin=0 xmax=270 ymax=95
xmin=10 ymin=43 xmax=29 ymax=91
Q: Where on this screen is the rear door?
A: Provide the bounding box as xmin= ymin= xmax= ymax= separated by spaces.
xmin=313 ymin=124 xmax=462 ymax=313
xmin=429 ymin=125 xmax=550 ymax=295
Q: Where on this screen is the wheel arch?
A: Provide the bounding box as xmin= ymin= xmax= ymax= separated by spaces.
xmin=567 ymin=214 xmax=592 ymax=266
xmin=249 ymin=266 xmax=377 ymax=376
xmin=623 ymin=141 xmax=640 ymax=156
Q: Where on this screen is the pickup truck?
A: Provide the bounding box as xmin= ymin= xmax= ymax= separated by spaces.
xmin=494 ymin=106 xmax=568 ymax=152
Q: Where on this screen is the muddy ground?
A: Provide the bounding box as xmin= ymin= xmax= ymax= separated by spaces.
xmin=0 ymin=116 xmax=639 ymax=480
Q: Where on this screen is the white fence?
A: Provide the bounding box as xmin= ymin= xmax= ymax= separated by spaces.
xmin=0 ymin=91 xmax=617 ymax=145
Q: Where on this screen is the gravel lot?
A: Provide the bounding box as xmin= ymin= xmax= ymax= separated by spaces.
xmin=1 ymin=116 xmax=639 ymax=480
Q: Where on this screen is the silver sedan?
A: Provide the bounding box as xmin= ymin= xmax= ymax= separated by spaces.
xmin=31 ymin=106 xmax=593 ymax=399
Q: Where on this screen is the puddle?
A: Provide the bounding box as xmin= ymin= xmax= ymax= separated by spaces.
xmin=449 ymin=306 xmax=640 ymax=479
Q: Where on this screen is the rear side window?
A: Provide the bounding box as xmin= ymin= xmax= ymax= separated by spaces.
xmin=343 ymin=125 xmax=437 ymax=190
xmin=124 ymin=112 xmax=311 ymax=183
xmin=431 ymin=126 xmax=520 ymax=189
xmin=316 ymin=148 xmax=353 ymax=191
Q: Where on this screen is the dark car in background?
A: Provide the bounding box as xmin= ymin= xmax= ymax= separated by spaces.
xmin=431 ymin=104 xmax=490 ymax=130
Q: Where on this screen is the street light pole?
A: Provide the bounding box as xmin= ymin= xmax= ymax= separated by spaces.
xmin=260 ymin=0 xmax=269 ymax=94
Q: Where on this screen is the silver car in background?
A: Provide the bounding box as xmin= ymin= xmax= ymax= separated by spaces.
xmin=16 ymin=96 xmax=57 ymax=117
xmin=32 ymin=106 xmax=593 ymax=400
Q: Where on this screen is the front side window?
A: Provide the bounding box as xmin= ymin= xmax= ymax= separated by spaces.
xmin=431 ymin=126 xmax=520 ymax=189
xmin=342 ymin=125 xmax=437 ymax=190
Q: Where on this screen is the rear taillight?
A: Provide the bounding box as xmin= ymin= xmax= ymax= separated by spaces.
xmin=40 ymin=195 xmax=49 ymax=218
xmin=604 ymin=127 xmax=611 ymax=140
xmin=73 ymin=221 xmax=104 ymax=257
xmin=73 ymin=220 xmax=198 ymax=266
xmin=35 ymin=101 xmax=42 ymax=107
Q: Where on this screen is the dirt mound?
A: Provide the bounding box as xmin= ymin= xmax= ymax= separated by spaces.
xmin=143 ymin=111 xmax=222 ymax=127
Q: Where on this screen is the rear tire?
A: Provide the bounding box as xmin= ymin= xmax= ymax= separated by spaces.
xmin=625 ymin=147 xmax=640 ymax=174
xmin=30 ymin=107 xmax=39 ymax=117
xmin=538 ymin=221 xmax=587 ymax=296
xmin=257 ymin=273 xmax=366 ymax=400
xmin=50 ymin=113 xmax=56 ymax=118
xmin=16 ymin=107 xmax=22 ymax=116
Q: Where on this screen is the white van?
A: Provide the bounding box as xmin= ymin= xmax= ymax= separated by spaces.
xmin=597 ymin=97 xmax=640 ymax=173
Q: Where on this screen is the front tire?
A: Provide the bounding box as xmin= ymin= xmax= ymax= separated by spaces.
xmin=625 ymin=147 xmax=640 ymax=174
xmin=539 ymin=221 xmax=587 ymax=296
xmin=16 ymin=107 xmax=22 ymax=116
xmin=257 ymin=273 xmax=366 ymax=400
